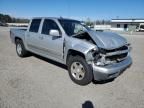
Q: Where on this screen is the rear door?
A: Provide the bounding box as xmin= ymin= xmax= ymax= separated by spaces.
xmin=39 ymin=19 xmax=64 ymax=61
xmin=25 ymin=19 xmax=42 ymax=51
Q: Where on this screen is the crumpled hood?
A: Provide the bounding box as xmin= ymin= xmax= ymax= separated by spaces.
xmin=87 ymin=30 xmax=127 ymax=49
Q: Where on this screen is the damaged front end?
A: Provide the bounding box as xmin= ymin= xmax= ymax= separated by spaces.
xmin=86 ymin=43 xmax=132 ymax=66
xmin=86 ymin=43 xmax=132 ymax=81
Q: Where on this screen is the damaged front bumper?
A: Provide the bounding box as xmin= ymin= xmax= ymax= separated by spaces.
xmin=92 ymin=56 xmax=132 ymax=81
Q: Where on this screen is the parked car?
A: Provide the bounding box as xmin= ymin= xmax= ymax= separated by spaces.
xmin=136 ymin=23 xmax=144 ymax=32
xmin=0 ymin=21 xmax=8 ymax=27
xmin=10 ymin=17 xmax=132 ymax=85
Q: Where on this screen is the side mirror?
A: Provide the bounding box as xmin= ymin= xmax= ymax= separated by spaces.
xmin=49 ymin=29 xmax=61 ymax=37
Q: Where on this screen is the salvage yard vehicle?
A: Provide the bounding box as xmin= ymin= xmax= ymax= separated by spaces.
xmin=10 ymin=17 xmax=132 ymax=85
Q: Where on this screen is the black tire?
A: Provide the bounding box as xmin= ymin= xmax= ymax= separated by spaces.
xmin=16 ymin=39 xmax=28 ymax=57
xmin=67 ymin=55 xmax=93 ymax=85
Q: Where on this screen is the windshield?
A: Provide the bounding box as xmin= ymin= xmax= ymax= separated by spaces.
xmin=58 ymin=19 xmax=90 ymax=36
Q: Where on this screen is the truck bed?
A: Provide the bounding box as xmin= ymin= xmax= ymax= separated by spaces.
xmin=10 ymin=28 xmax=27 ymax=44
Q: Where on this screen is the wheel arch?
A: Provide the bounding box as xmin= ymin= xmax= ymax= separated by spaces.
xmin=15 ymin=37 xmax=22 ymax=44
xmin=66 ymin=49 xmax=86 ymax=65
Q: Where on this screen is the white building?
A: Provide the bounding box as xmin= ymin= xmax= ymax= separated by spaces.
xmin=7 ymin=23 xmax=28 ymax=27
xmin=111 ymin=19 xmax=144 ymax=31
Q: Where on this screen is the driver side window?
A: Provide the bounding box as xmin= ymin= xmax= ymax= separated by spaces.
xmin=42 ymin=19 xmax=60 ymax=35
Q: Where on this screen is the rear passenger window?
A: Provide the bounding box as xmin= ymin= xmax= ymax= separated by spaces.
xmin=29 ymin=19 xmax=41 ymax=33
xmin=42 ymin=19 xmax=60 ymax=35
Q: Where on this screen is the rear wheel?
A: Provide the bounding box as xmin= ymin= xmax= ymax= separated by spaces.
xmin=67 ymin=56 xmax=93 ymax=85
xmin=16 ymin=39 xmax=28 ymax=57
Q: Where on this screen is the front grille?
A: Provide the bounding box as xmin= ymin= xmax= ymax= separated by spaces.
xmin=104 ymin=45 xmax=129 ymax=62
xmin=104 ymin=45 xmax=128 ymax=53
xmin=96 ymin=45 xmax=129 ymax=66
xmin=106 ymin=53 xmax=128 ymax=61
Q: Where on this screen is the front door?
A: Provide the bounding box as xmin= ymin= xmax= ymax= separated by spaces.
xmin=39 ymin=19 xmax=64 ymax=61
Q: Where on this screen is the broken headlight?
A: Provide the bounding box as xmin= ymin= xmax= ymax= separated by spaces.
xmin=86 ymin=47 xmax=100 ymax=63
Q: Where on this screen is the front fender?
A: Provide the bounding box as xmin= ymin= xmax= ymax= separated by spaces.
xmin=64 ymin=37 xmax=97 ymax=64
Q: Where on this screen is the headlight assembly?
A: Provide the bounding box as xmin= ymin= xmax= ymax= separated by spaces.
xmin=86 ymin=47 xmax=99 ymax=63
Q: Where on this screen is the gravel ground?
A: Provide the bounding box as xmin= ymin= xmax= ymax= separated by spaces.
xmin=0 ymin=27 xmax=144 ymax=108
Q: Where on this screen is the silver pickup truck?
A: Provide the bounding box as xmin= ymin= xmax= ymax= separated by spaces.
xmin=10 ymin=17 xmax=132 ymax=85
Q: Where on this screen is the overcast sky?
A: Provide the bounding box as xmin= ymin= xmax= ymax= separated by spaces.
xmin=0 ymin=0 xmax=144 ymax=20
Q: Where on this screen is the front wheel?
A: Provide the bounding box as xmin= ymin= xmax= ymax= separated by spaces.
xmin=67 ymin=56 xmax=93 ymax=85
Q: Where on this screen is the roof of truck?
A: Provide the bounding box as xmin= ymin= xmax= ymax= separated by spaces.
xmin=32 ymin=17 xmax=80 ymax=21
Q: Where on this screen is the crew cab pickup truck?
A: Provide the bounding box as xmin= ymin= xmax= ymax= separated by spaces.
xmin=10 ymin=17 xmax=132 ymax=85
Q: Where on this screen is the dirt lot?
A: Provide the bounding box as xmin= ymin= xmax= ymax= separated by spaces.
xmin=0 ymin=27 xmax=144 ymax=108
